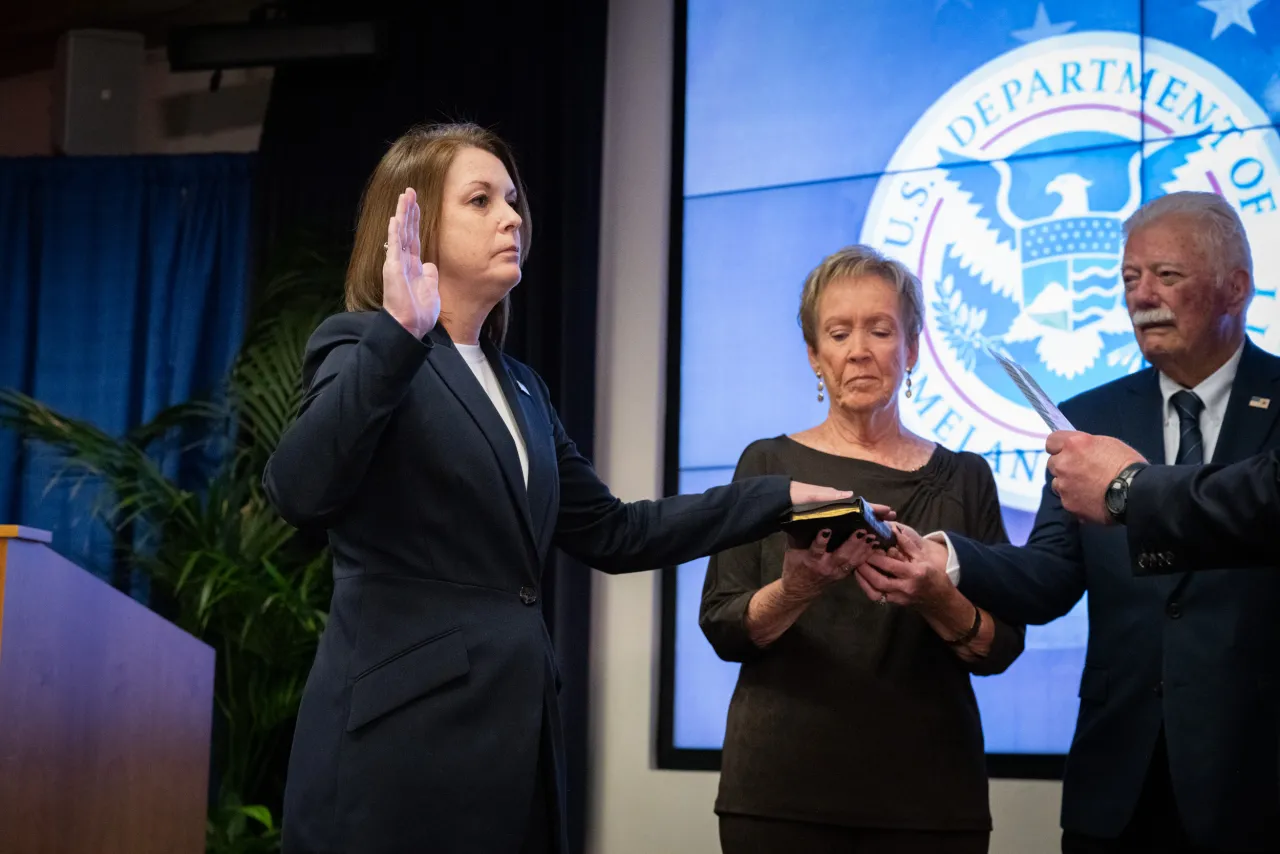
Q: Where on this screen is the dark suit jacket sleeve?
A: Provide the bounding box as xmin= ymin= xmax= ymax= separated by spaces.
xmin=1127 ymin=451 xmax=1280 ymax=573
xmin=263 ymin=309 xmax=429 ymax=527
xmin=953 ymin=474 xmax=1088 ymax=627
xmin=544 ymin=390 xmax=792 ymax=574
xmin=696 ymin=442 xmax=773 ymax=663
xmin=959 ymin=454 xmax=1027 ymax=677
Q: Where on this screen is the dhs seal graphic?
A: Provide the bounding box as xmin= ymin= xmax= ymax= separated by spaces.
xmin=863 ymin=33 xmax=1280 ymax=511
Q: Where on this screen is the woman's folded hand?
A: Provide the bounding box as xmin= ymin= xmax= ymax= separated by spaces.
xmin=779 ymin=527 xmax=879 ymax=602
xmin=854 ymin=522 xmax=953 ymax=610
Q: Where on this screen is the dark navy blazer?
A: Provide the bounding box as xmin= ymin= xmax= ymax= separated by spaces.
xmin=1127 ymin=449 xmax=1280 ymax=573
xmin=950 ymin=341 xmax=1280 ymax=850
xmin=263 ymin=309 xmax=793 ymax=854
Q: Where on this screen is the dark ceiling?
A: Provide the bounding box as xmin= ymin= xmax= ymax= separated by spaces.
xmin=0 ymin=0 xmax=263 ymax=78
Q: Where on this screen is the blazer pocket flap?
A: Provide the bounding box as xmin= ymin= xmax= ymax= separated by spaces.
xmin=1078 ymin=665 xmax=1108 ymax=702
xmin=347 ymin=628 xmax=470 ymax=731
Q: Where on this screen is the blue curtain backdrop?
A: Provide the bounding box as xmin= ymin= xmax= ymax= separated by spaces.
xmin=0 ymin=154 xmax=253 ymax=583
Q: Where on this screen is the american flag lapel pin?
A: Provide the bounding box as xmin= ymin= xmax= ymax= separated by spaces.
xmin=1249 ymin=396 xmax=1270 ymax=409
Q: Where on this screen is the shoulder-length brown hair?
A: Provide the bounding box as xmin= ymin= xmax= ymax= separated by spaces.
xmin=345 ymin=122 xmax=533 ymax=348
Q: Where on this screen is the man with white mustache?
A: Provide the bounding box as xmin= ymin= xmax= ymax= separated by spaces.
xmin=859 ymin=191 xmax=1280 ymax=854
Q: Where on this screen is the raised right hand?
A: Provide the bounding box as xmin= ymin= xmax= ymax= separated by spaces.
xmin=383 ymin=188 xmax=441 ymax=338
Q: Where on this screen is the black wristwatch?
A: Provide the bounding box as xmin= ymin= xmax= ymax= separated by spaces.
xmin=1104 ymin=462 xmax=1149 ymax=524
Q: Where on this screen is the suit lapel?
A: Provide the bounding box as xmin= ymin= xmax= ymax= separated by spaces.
xmin=427 ymin=327 xmax=537 ymax=550
xmin=1121 ymin=368 xmax=1166 ymax=464
xmin=1211 ymin=341 xmax=1280 ymax=465
xmin=482 ymin=338 xmax=557 ymax=553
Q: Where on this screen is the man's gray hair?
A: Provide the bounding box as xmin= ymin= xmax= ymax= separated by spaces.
xmin=1123 ymin=191 xmax=1253 ymax=281
xmin=798 ymin=245 xmax=924 ymax=348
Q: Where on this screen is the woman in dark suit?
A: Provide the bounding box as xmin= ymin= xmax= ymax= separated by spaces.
xmin=262 ymin=122 xmax=861 ymax=854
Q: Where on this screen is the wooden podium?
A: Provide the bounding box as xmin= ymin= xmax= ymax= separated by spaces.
xmin=0 ymin=525 xmax=215 ymax=854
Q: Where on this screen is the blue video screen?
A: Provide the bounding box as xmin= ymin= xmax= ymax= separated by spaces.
xmin=666 ymin=0 xmax=1280 ymax=758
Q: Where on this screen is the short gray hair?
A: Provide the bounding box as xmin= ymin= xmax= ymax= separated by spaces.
xmin=798 ymin=245 xmax=924 ymax=349
xmin=1123 ymin=191 xmax=1252 ymax=281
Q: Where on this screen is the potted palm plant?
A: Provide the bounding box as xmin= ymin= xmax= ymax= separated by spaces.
xmin=0 ymin=245 xmax=343 ymax=853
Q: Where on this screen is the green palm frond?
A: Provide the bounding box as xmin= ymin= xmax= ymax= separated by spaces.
xmin=0 ymin=234 xmax=347 ymax=852
xmin=125 ymin=399 xmax=229 ymax=447
xmin=230 ymin=307 xmax=325 ymax=459
xmin=0 ymin=389 xmax=199 ymax=532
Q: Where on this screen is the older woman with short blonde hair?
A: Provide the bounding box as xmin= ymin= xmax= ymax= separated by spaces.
xmin=700 ymin=244 xmax=1025 ymax=854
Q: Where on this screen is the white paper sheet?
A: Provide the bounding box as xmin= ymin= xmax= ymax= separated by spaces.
xmin=986 ymin=347 xmax=1076 ymax=432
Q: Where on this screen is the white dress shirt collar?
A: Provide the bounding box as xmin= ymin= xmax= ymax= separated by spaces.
xmin=1156 ymin=341 xmax=1245 ymax=465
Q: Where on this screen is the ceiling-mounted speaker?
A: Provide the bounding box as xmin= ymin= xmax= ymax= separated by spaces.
xmin=167 ymin=21 xmax=383 ymax=72
xmin=51 ymin=29 xmax=145 ymax=156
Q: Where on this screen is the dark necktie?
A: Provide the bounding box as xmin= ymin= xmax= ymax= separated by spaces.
xmin=1171 ymin=390 xmax=1205 ymax=465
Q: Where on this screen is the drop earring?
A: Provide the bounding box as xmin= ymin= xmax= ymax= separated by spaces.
xmin=816 ymin=370 xmax=825 ymax=403
xmin=905 ymin=368 xmax=913 ymax=399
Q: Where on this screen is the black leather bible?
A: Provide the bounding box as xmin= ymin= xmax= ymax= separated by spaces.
xmin=781 ymin=497 xmax=897 ymax=551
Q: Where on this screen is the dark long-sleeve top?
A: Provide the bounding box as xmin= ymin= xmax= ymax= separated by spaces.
xmin=700 ymin=437 xmax=1024 ymax=833
xmin=262 ymin=308 xmax=795 ymax=854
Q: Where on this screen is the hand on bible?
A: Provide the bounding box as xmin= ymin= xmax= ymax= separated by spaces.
xmin=788 ymin=481 xmax=854 ymax=506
